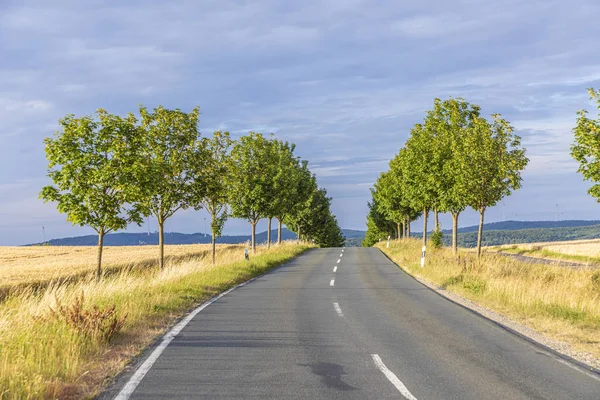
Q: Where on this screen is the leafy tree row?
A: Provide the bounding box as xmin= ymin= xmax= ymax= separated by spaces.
xmin=365 ymin=98 xmax=529 ymax=257
xmin=40 ymin=106 xmax=344 ymax=278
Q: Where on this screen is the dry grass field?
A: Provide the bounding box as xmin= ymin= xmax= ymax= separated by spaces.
xmin=0 ymin=241 xmax=312 ymax=399
xmin=489 ymin=238 xmax=600 ymax=264
xmin=0 ymin=243 xmax=246 ymax=287
xmin=377 ymin=239 xmax=600 ymax=363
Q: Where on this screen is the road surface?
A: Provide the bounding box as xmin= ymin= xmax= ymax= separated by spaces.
xmin=109 ymin=247 xmax=600 ymax=399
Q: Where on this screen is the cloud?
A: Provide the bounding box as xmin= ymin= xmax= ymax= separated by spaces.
xmin=1 ymin=0 xmax=600 ymax=241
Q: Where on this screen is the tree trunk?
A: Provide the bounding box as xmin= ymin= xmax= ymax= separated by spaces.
xmin=422 ymin=207 xmax=429 ymax=246
xmin=297 ymin=226 xmax=301 ymax=242
xmin=211 ymin=210 xmax=216 ymax=266
xmin=158 ymin=219 xmax=165 ymax=269
xmin=96 ymin=230 xmax=105 ymax=281
xmin=451 ymin=212 xmax=459 ymax=255
xmin=211 ymin=233 xmax=216 ymax=266
xmin=477 ymin=207 xmax=485 ymax=258
xmin=434 ymin=207 xmax=439 ymax=231
xmin=277 ymin=218 xmax=282 ymax=245
xmin=397 ymin=222 xmax=402 ymax=239
xmin=251 ymin=221 xmax=256 ymax=253
xmin=267 ymin=217 xmax=272 ymax=249
xmin=407 ymin=220 xmax=411 ymax=237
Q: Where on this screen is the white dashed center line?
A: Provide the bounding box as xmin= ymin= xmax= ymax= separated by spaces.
xmin=337 ymin=259 xmax=341 ymax=263
xmin=333 ymin=302 xmax=344 ymax=317
xmin=333 ymin=266 xmax=337 ymax=272
xmin=330 ymin=278 xmax=335 ymax=287
xmin=371 ymin=354 xmax=418 ymax=400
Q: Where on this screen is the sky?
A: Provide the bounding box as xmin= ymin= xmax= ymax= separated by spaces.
xmin=1 ymin=0 xmax=600 ymax=245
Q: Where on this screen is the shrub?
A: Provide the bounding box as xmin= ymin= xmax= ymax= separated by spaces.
xmin=430 ymin=227 xmax=443 ymax=249
xmin=50 ymin=291 xmax=127 ymax=343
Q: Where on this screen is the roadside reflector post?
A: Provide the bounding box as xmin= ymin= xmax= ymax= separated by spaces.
xmin=244 ymin=248 xmax=249 ymax=262
xmin=420 ymin=245 xmax=426 ymax=267
xmin=386 ymin=235 xmax=390 ymax=248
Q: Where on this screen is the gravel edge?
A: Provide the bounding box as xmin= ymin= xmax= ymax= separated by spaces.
xmin=382 ymin=251 xmax=600 ymax=371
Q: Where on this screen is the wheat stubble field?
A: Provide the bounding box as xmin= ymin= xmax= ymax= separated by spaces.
xmin=0 ymin=244 xmax=243 ymax=288
xmin=491 ymin=239 xmax=600 ymax=264
xmin=0 ymin=242 xmax=311 ymax=399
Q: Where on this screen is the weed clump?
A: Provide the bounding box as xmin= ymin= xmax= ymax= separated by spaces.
xmin=50 ymin=291 xmax=127 ymax=343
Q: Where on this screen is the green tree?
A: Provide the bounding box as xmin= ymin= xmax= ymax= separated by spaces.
xmin=134 ymin=105 xmax=201 ymax=269
xmin=228 ymin=132 xmax=274 ymax=253
xmin=284 ymin=160 xmax=317 ymax=241
xmin=261 ymin=138 xmax=288 ymax=248
xmin=362 ymin=189 xmax=397 ymax=246
xmin=376 ymin=153 xmax=422 ymax=240
xmin=571 ymin=88 xmax=600 ymax=201
xmin=461 ymin=114 xmax=528 ymax=258
xmin=286 ymin=185 xmax=343 ymax=247
xmin=189 ymin=131 xmax=232 ymax=265
xmin=40 ymin=110 xmax=142 ymax=279
xmin=400 ymin=131 xmax=437 ymax=246
xmin=270 ymin=141 xmax=300 ymax=245
xmin=435 ymin=98 xmax=482 ymax=254
xmin=373 ymin=171 xmax=407 ymax=239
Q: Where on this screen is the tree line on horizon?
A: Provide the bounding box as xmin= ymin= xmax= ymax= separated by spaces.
xmin=364 ymin=97 xmax=529 ymax=258
xmin=40 ymin=106 xmax=344 ymax=278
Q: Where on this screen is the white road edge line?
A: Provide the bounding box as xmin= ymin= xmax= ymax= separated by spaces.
xmin=114 ymin=276 xmax=260 ymax=400
xmin=554 ymin=357 xmax=600 ymax=382
xmin=333 ymin=266 xmax=338 ymax=272
xmin=337 ymin=259 xmax=341 ymax=263
xmin=330 ymin=278 xmax=335 ymax=286
xmin=371 ymin=354 xmax=418 ymax=400
xmin=333 ymin=302 xmax=344 ymax=317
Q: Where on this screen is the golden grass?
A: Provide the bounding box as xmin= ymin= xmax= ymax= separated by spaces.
xmin=377 ymin=239 xmax=600 ymax=360
xmin=0 ymin=241 xmax=312 ymax=399
xmin=0 ymin=244 xmax=245 ymax=287
xmin=490 ymin=238 xmax=600 ymax=256
xmin=487 ymin=239 xmax=600 ymax=264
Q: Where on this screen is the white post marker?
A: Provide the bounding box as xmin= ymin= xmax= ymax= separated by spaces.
xmin=386 ymin=235 xmax=390 ymax=248
xmin=371 ymin=354 xmax=418 ymax=400
xmin=420 ymin=245 xmax=426 ymax=268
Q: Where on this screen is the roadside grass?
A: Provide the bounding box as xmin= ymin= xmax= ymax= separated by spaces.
xmin=377 ymin=239 xmax=600 ymax=359
xmin=0 ymin=242 xmax=312 ymax=400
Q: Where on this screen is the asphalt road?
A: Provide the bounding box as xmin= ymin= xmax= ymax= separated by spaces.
xmin=112 ymin=247 xmax=600 ymax=399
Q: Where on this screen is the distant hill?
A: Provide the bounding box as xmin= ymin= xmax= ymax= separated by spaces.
xmin=340 ymin=229 xmax=366 ymax=239
xmin=374 ymin=220 xmax=600 ymax=248
xmin=453 ymin=220 xmax=600 ymax=233
xmin=29 ymin=228 xmax=366 ymax=247
xmin=29 ymin=220 xmax=600 ymax=247
xmin=449 ymin=224 xmax=600 ymax=248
